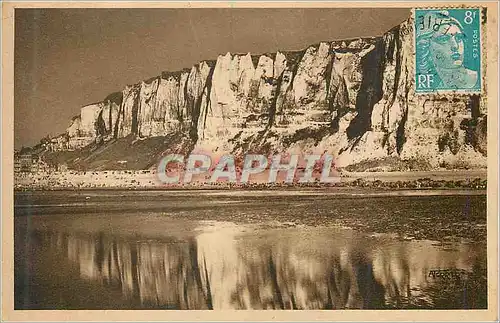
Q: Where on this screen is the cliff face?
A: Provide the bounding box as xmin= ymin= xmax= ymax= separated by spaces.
xmin=50 ymin=16 xmax=487 ymax=170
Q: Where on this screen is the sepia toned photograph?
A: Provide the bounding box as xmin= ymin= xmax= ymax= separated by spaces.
xmin=2 ymin=1 xmax=498 ymax=321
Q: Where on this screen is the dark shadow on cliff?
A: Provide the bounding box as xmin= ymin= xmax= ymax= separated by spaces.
xmin=346 ymin=39 xmax=385 ymax=140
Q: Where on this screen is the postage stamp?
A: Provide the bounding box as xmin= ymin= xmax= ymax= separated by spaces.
xmin=414 ymin=8 xmax=482 ymax=93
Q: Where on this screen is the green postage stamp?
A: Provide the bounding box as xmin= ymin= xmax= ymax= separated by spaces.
xmin=414 ymin=8 xmax=482 ymax=93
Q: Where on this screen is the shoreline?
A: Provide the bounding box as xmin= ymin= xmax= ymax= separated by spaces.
xmin=14 ymin=169 xmax=487 ymax=191
xmin=13 ymin=187 xmax=488 ymax=194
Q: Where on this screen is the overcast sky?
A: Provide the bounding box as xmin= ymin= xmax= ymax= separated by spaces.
xmin=14 ymin=8 xmax=410 ymax=148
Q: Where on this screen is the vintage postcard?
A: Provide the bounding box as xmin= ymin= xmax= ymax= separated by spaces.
xmin=1 ymin=1 xmax=498 ymax=322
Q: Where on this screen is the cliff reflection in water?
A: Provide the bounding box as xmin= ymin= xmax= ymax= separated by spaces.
xmin=36 ymin=223 xmax=486 ymax=309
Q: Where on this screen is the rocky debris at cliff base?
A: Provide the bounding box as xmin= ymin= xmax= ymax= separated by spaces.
xmin=42 ymin=134 xmax=195 ymax=171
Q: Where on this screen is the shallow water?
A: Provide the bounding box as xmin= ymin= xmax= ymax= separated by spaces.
xmin=14 ymin=190 xmax=487 ymax=310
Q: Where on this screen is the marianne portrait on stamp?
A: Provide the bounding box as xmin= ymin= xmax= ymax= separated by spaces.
xmin=416 ymin=10 xmax=480 ymax=90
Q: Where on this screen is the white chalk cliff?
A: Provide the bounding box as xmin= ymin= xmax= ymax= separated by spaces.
xmin=49 ymin=16 xmax=487 ymax=170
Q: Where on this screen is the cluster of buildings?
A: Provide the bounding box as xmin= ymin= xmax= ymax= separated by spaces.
xmin=14 ymin=152 xmax=50 ymax=174
xmin=14 ymin=151 xmax=68 ymax=175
